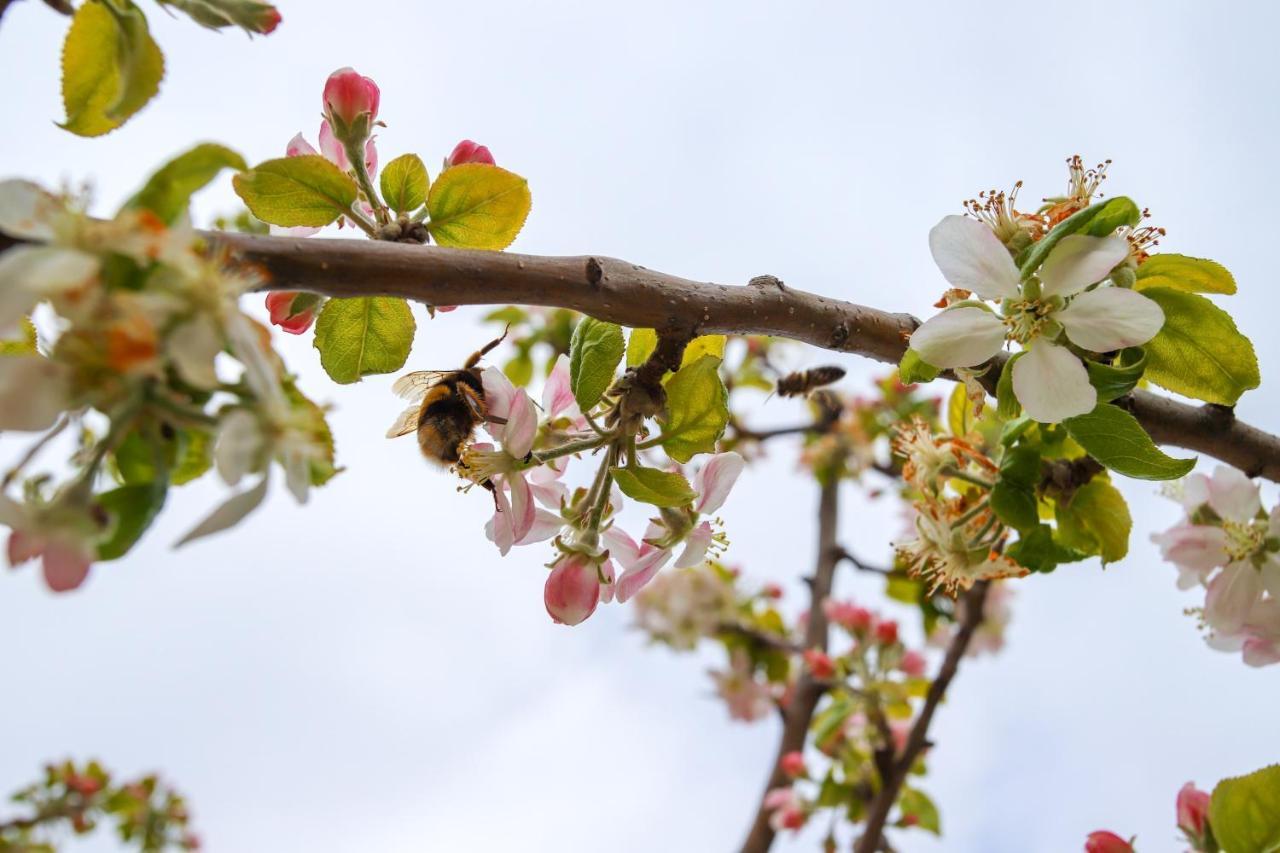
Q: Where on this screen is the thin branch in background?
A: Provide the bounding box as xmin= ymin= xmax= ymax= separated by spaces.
xmin=835 ymin=547 xmax=894 ymax=576
xmin=739 ymin=479 xmax=841 ymax=853
xmin=853 ymin=580 xmax=991 ymax=853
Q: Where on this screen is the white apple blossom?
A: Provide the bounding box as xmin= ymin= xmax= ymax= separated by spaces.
xmin=909 ymin=215 xmax=1165 ymax=423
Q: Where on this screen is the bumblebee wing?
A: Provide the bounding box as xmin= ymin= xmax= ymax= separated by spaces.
xmin=392 ymin=371 xmax=452 ymax=402
xmin=386 ymin=404 xmax=421 ymax=439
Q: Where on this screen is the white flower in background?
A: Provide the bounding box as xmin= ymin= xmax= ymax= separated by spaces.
xmin=0 ymin=493 xmax=102 ymax=593
xmin=909 ymin=215 xmax=1165 ymax=423
xmin=1152 ymin=466 xmax=1280 ymax=665
xmin=0 ymin=356 xmax=73 ymax=432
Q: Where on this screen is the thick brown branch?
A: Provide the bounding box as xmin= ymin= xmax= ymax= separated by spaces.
xmin=739 ymin=480 xmax=841 ymax=853
xmin=853 ymin=581 xmax=990 ymax=853
xmin=2 ymin=230 xmax=1277 ymax=480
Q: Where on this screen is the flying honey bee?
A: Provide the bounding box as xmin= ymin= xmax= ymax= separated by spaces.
xmin=775 ymin=365 xmax=846 ymax=398
xmin=385 ymin=330 xmax=509 ymax=483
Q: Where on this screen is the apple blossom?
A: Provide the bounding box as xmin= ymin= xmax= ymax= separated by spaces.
xmin=710 ymin=649 xmax=776 ymax=722
xmin=321 ymin=67 xmax=380 ymax=146
xmin=763 ymin=787 xmax=808 ymax=832
xmin=1084 ymin=830 xmax=1134 ymax=853
xmin=265 ymin=291 xmax=321 ymax=335
xmin=1175 ymin=782 xmax=1210 ymax=841
xmin=900 ymin=649 xmax=927 ymax=678
xmin=803 ymin=649 xmax=836 ymax=679
xmin=544 ymin=552 xmax=609 ymax=626
xmin=780 ymin=751 xmax=807 ymax=778
xmin=875 ymin=619 xmax=899 ymax=645
xmin=0 ymin=494 xmax=100 ymax=593
xmin=446 ymin=139 xmax=496 ymax=167
xmin=632 ymin=564 xmax=735 ymax=649
xmin=909 ymin=214 xmax=1165 ymax=423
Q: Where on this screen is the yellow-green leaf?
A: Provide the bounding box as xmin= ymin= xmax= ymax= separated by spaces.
xmin=313 ymin=297 xmax=415 ymax=384
xmin=661 ymin=355 xmax=729 ymax=463
xmin=627 ymin=329 xmax=726 ymax=372
xmin=380 ymin=153 xmax=429 ymax=215
xmin=1135 ymin=254 xmax=1236 ymax=295
xmin=1210 ymin=764 xmax=1280 ymax=853
xmin=426 ymin=164 xmax=531 ymax=250
xmin=233 ymin=155 xmax=359 ymax=228
xmin=1054 ymin=477 xmax=1131 ymax=564
xmin=1140 ymin=286 xmax=1260 ymax=405
xmin=610 ymin=465 xmax=697 ymax=508
xmin=124 ymin=142 xmax=246 ymax=224
xmin=60 ymin=0 xmax=164 ymax=137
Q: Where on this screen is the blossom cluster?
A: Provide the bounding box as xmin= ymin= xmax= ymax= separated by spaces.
xmin=1153 ymin=465 xmax=1280 ymax=666
xmin=1086 ymin=780 xmax=1213 ymax=852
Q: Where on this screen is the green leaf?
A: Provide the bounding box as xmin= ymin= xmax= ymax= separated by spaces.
xmin=899 ymin=349 xmax=940 ymax=384
xmin=1135 ymin=254 xmax=1236 ymax=295
xmin=1006 ymin=523 xmax=1084 ymax=573
xmin=380 ymin=153 xmax=430 ymax=215
xmin=124 ymin=143 xmax=246 ymax=224
xmin=97 ymin=480 xmax=167 ymax=561
xmin=1210 ymin=764 xmax=1280 ymax=853
xmin=60 ymin=0 xmax=165 ymax=137
xmin=1055 ymin=478 xmax=1131 ymax=564
xmin=1017 ymin=197 xmax=1140 ymax=276
xmin=568 ymin=317 xmax=624 ymax=410
xmin=1085 ymin=347 xmax=1147 ymax=403
xmin=626 ymin=329 xmax=726 ymax=372
xmin=947 ymin=383 xmax=974 ymax=437
xmin=1063 ymin=403 xmax=1195 ymax=480
xmin=232 ymin=155 xmax=359 ymax=228
xmin=661 ymin=354 xmax=729 ymax=463
xmin=898 ymin=788 xmax=941 ymax=835
xmin=171 ymin=429 xmax=212 ymax=485
xmin=154 ymin=0 xmax=281 ymax=35
xmin=504 ymin=352 xmax=534 ymax=387
xmin=282 ymin=379 xmax=340 ymax=486
xmin=996 ymin=354 xmax=1022 ymax=419
xmin=426 ymin=164 xmax=531 ymax=250
xmin=313 ymin=297 xmax=415 ymax=384
xmin=1140 ymin=287 xmax=1259 ymax=405
xmin=991 ymin=445 xmax=1040 ymax=532
xmin=610 ymin=465 xmax=697 ymax=508
xmin=0 ymin=318 xmax=38 ymax=356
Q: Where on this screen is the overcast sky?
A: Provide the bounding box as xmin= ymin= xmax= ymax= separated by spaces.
xmin=1 ymin=1 xmax=1278 ymax=851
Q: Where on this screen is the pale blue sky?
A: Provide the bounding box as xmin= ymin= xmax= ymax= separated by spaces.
xmin=1 ymin=1 xmax=1277 ymax=851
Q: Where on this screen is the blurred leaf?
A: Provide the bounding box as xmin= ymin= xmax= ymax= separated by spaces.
xmin=155 ymin=0 xmax=281 ymax=34
xmin=97 ymin=479 xmax=167 ymax=560
xmin=1210 ymin=764 xmax=1280 ymax=853
xmin=899 ymin=348 xmax=940 ymax=384
xmin=898 ymin=788 xmax=941 ymax=834
xmin=175 ymin=476 xmax=268 ymax=547
xmin=124 ymin=142 xmax=246 ymax=224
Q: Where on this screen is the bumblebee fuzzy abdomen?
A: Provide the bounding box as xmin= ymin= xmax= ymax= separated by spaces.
xmin=416 ymin=381 xmax=482 ymax=464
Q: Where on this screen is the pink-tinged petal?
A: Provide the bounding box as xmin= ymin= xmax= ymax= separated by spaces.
xmin=322 ymin=67 xmax=380 ymax=125
xmin=517 ymin=509 xmax=562 ymax=546
xmin=1206 ymin=465 xmax=1261 ymax=523
xmin=1242 ymin=637 xmax=1280 ymax=667
xmin=1057 ymin=288 xmax=1165 ymax=352
xmin=269 ymin=224 xmax=322 ymax=238
xmin=908 ymin=306 xmax=1006 ymax=370
xmin=1011 ymin=340 xmax=1096 ymax=424
xmin=363 ymin=137 xmax=379 ymax=177
xmin=927 ymin=215 xmax=1021 ymax=299
xmin=544 ymin=555 xmax=600 ymax=625
xmin=503 ymin=389 xmax=538 ymax=458
xmin=1038 ymin=234 xmax=1130 ymax=298
xmin=674 ymin=522 xmax=714 ymax=568
xmin=1204 ymin=562 xmax=1263 ymax=633
xmin=506 ymin=472 xmax=536 ymax=544
xmin=527 ymin=464 xmax=567 ymax=508
xmin=7 ymin=531 xmax=42 ymax=566
xmin=1181 ymin=473 xmax=1211 ymax=512
xmin=41 ymin=543 xmax=91 ymax=592
xmin=481 ymin=366 xmax=517 ymax=425
xmin=318 ymin=121 xmax=350 ymax=171
xmin=602 ymin=525 xmax=641 ymax=567
xmin=694 ymin=452 xmax=745 ymax=514
xmin=1260 ymin=558 xmax=1280 ymax=601
xmin=1175 ymin=783 xmax=1211 ymax=836
xmin=615 ymin=547 xmax=674 ymax=603
xmin=598 ymin=559 xmax=617 ymax=604
xmin=285 ymin=133 xmax=318 ymax=157
xmin=542 ymin=355 xmax=576 ymax=420
xmin=489 ymin=483 xmax=515 ymax=556
xmin=1150 ymin=523 xmax=1229 ymax=581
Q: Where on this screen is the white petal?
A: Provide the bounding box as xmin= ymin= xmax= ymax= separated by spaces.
xmin=928 ymin=215 xmax=1021 ymax=299
xmin=1011 ymin=340 xmax=1096 ymax=424
xmin=1204 ymin=562 xmax=1263 ymax=634
xmin=1038 ymin=235 xmax=1130 ymax=298
xmin=282 ymin=448 xmax=311 ymax=505
xmin=0 ymin=179 xmax=59 ymax=241
xmin=1057 ymin=288 xmax=1165 ymax=352
xmin=0 ymin=357 xmax=71 ymax=432
xmin=0 ymin=246 xmax=98 ymax=336
xmin=214 ymin=410 xmax=263 ymax=487
xmin=694 ymin=452 xmax=745 ymax=515
xmin=175 ymin=477 xmax=269 ymax=547
xmin=1261 ymin=558 xmax=1280 ymax=601
xmin=1207 ymin=465 xmax=1261 ymax=523
xmin=502 ymin=389 xmax=538 ymax=459
xmin=167 ymin=316 xmax=223 ymax=390
xmin=908 ymin=307 xmax=1006 ymax=370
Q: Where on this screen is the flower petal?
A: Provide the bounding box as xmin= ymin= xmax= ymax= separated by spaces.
xmin=1057 ymin=287 xmax=1165 ymax=352
xmin=285 ymin=133 xmax=319 ymax=158
xmin=1011 ymin=340 xmax=1096 ymax=424
xmin=214 ymin=410 xmax=263 ymax=487
xmin=602 ymin=525 xmax=641 ymax=567
xmin=0 ymin=246 xmax=98 ymax=336
xmin=488 ymin=482 xmax=515 ymax=556
xmin=41 ymin=543 xmax=91 ymax=593
xmin=168 ymin=316 xmax=223 ymax=390
xmin=517 ymin=509 xmax=562 ymax=546
xmin=506 ymin=472 xmax=536 ymax=544
xmin=1206 ymin=465 xmax=1261 ymax=523
xmin=501 ymin=389 xmax=538 ymax=459
xmin=928 ymin=215 xmax=1020 ymax=299
xmin=318 ymin=120 xmax=350 ymax=171
xmin=0 ymin=179 xmax=60 ymax=241
xmin=1261 ymin=558 xmax=1280 ymax=601
xmin=481 ymin=366 xmax=517 ymax=427
xmin=1204 ymin=562 xmax=1263 ymax=634
xmin=615 ymin=546 xmax=674 ymax=602
xmin=1037 ymin=234 xmax=1129 ymax=298
xmin=542 ymin=354 xmax=577 ymax=420
xmin=694 ymin=452 xmax=745 ymax=514
xmin=908 ymin=307 xmax=1006 ymax=370
xmin=675 ymin=522 xmax=715 ymax=568
xmin=0 ymin=357 xmax=72 ymax=432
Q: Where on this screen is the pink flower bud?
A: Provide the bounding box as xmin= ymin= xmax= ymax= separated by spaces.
xmin=900 ymin=649 xmax=926 ymax=678
xmin=1176 ymin=782 xmax=1210 ymax=837
xmin=447 ymin=139 xmax=496 ymax=167
xmin=250 ymin=5 xmax=281 ymax=34
xmin=322 ymin=67 xmax=380 ymax=145
xmin=265 ymin=291 xmax=320 ymax=335
xmin=762 ymin=582 xmax=783 ymax=599
xmin=779 ymin=751 xmax=806 ymax=778
xmin=544 ymin=555 xmax=601 ymax=626
xmin=876 ymin=620 xmax=900 ymax=645
xmin=803 ymin=649 xmax=836 ymax=679
xmin=1084 ymin=831 xmax=1135 ymax=853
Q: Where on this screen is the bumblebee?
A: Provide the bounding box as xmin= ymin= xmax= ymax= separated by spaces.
xmin=776 ymin=365 xmax=846 ymax=398
xmin=386 ymin=331 xmax=508 ymax=474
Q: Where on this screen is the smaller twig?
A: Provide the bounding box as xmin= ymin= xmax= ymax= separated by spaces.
xmin=2 ymin=415 xmax=69 ymax=489
xmin=716 ymin=622 xmax=802 ymax=654
xmin=834 ymin=547 xmax=893 ymax=576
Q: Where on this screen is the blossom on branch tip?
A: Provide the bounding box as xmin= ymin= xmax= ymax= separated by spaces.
xmin=0 ymin=494 xmax=99 ymax=593
xmin=544 ymin=552 xmax=610 ymax=625
xmin=446 ymin=139 xmax=496 ymax=168
xmin=322 ymin=67 xmax=380 ymax=146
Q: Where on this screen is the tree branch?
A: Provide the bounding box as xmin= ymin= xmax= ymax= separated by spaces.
xmin=197 ymin=233 xmax=1280 ymax=482
xmin=853 ymin=580 xmax=991 ymax=853
xmin=739 ymin=479 xmax=841 ymax=853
